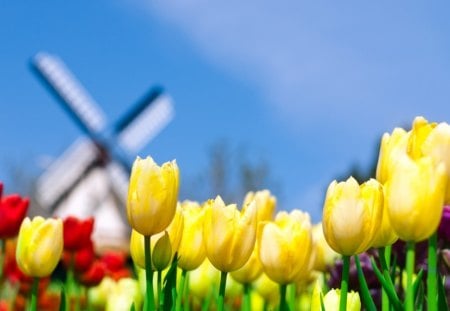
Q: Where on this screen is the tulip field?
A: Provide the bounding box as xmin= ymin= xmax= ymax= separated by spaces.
xmin=1 ymin=115 xmax=450 ymax=311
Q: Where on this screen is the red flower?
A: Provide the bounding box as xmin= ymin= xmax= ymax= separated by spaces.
xmin=63 ymin=216 xmax=94 ymax=252
xmin=78 ymin=260 xmax=107 ymax=287
xmin=100 ymin=251 xmax=131 ymax=280
xmin=62 ymin=240 xmax=96 ymax=273
xmin=0 ymin=193 xmax=29 ymax=239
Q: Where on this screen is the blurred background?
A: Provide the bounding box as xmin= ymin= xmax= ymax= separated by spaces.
xmin=2 ymin=1 xmax=450 ymax=222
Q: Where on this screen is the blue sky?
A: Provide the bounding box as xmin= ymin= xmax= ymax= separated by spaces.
xmin=1 ymin=1 xmax=450 ymax=221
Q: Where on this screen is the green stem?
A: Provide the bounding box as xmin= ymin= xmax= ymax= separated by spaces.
xmin=354 ymin=255 xmax=376 ymax=311
xmin=288 ymin=283 xmax=296 ymax=311
xmin=427 ymin=232 xmax=438 ymax=311
xmin=279 ymin=283 xmax=288 ymax=311
xmin=176 ymin=269 xmax=187 ymax=311
xmin=378 ymin=246 xmax=391 ymax=311
xmin=242 ymin=283 xmax=251 ymax=311
xmin=405 ymin=241 xmax=415 ymax=311
xmin=144 ymin=235 xmax=155 ymax=311
xmin=30 ymin=277 xmax=39 ymax=311
xmin=217 ymin=271 xmax=227 ymax=311
xmin=339 ymin=255 xmax=350 ymax=311
xmin=183 ymin=273 xmax=190 ymax=311
xmin=158 ymin=270 xmax=163 ymax=310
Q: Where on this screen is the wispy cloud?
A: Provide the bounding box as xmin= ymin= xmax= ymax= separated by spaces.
xmin=145 ymin=1 xmax=450 ymax=134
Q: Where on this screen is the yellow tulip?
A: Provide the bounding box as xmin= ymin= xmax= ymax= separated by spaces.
xmin=376 ymin=127 xmax=409 ymax=184
xmin=311 ymin=284 xmax=361 ymax=311
xmin=127 ymin=156 xmax=179 ymax=236
xmin=88 ymin=277 xmax=117 ymax=309
xmin=385 ymin=154 xmax=447 ymax=241
xmin=203 ymin=196 xmax=257 ymax=272
xmin=258 ymin=210 xmax=313 ymax=284
xmin=370 ymin=195 xmax=398 ymax=248
xmin=409 ymin=116 xmax=450 ymax=204
xmin=177 ymin=200 xmax=206 ymax=271
xmin=322 ymin=177 xmax=383 ymax=256
xmin=230 ymin=191 xmax=275 ymax=284
xmin=188 ymin=258 xmax=220 ymax=300
xmin=243 ymin=190 xmax=276 ymax=225
xmin=253 ymin=272 xmax=279 ymax=305
xmin=16 ymin=216 xmax=63 ymax=278
xmin=105 ymin=278 xmax=143 ymax=311
xmin=230 ymin=242 xmax=263 ymax=284
xmin=161 ymin=203 xmax=184 ymax=257
xmin=311 ymin=223 xmax=340 ymax=272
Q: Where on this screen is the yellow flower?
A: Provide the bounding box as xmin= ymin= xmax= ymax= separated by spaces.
xmin=16 ymin=216 xmax=63 ymax=278
xmin=105 ymin=278 xmax=143 ymax=311
xmin=376 ymin=127 xmax=409 ymax=184
xmin=88 ymin=277 xmax=117 ymax=309
xmin=127 ymin=156 xmax=179 ymax=236
xmin=258 ymin=210 xmax=313 ymax=284
xmin=162 ymin=203 xmax=184 ymax=257
xmin=203 ymin=196 xmax=257 ymax=272
xmin=312 ymin=223 xmax=340 ymax=272
xmin=322 ymin=177 xmax=383 ymax=256
xmin=311 ymin=285 xmax=361 ymax=311
xmin=243 ymin=190 xmax=276 ymax=225
xmin=409 ymin=116 xmax=450 ymax=204
xmin=370 ymin=195 xmax=398 ymax=248
xmin=385 ymin=154 xmax=446 ymax=242
xmin=230 ymin=242 xmax=263 ymax=284
xmin=253 ymin=273 xmax=279 ymax=305
xmin=177 ymin=201 xmax=206 ymax=271
xmin=188 ymin=258 xmax=220 ymax=300
xmin=230 ymin=191 xmax=275 ymax=284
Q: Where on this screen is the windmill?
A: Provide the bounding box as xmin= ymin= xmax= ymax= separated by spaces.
xmin=31 ymin=52 xmax=174 ymax=252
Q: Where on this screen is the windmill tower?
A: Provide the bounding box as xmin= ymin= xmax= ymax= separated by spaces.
xmin=31 ymin=52 xmax=174 ymax=252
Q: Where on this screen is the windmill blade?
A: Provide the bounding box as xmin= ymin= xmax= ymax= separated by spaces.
xmin=117 ymin=93 xmax=174 ymax=153
xmin=35 ymin=138 xmax=99 ymax=210
xmin=31 ymin=52 xmax=106 ymax=136
xmin=105 ymin=161 xmax=129 ymax=206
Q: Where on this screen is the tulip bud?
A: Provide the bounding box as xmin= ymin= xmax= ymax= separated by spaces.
xmin=16 ymin=217 xmax=63 ymax=277
xmin=152 ymin=231 xmax=172 ymax=271
xmin=322 ymin=177 xmax=383 ymax=255
xmin=203 ymin=196 xmax=257 ymax=272
xmin=127 ymin=156 xmax=179 ymax=236
xmin=177 ymin=201 xmax=206 ymax=271
xmin=259 ymin=210 xmax=313 ymax=284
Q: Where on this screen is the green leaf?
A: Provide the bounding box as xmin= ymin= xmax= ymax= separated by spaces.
xmin=438 ymin=274 xmax=449 ymax=311
xmin=355 ymin=255 xmax=377 ymax=311
xmin=163 ymin=252 xmax=179 ymax=311
xmin=129 ymin=302 xmax=136 ymax=311
xmin=59 ymin=285 xmax=66 ymax=311
xmin=412 ymin=269 xmax=424 ymax=299
xmin=370 ymin=257 xmax=403 ymax=311
xmin=320 ymin=292 xmax=326 ymax=311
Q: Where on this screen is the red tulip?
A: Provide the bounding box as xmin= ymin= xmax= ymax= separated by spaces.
xmin=63 ymin=216 xmax=94 ymax=252
xmin=0 ymin=194 xmax=29 ymax=239
xmin=78 ymin=260 xmax=107 ymax=287
xmin=62 ymin=240 xmax=96 ymax=273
